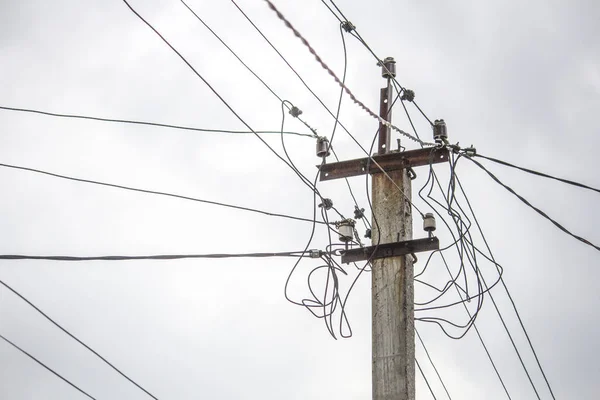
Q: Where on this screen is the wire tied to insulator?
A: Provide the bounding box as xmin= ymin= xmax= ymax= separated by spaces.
xmin=353 ymin=206 xmax=365 ymax=219
xmin=318 ymin=198 xmax=333 ymax=210
xmin=433 ymin=119 xmax=449 ymax=146
xmin=423 ymin=212 xmax=436 ymax=238
xmin=401 ymin=89 xmax=415 ymax=102
xmin=308 ymin=249 xmax=323 ymax=258
xmin=316 ymin=136 xmax=331 ymax=158
xmin=335 ymin=218 xmax=356 ymax=243
xmin=289 ymin=106 xmax=303 ymax=118
xmin=341 ymin=20 xmax=355 ymax=32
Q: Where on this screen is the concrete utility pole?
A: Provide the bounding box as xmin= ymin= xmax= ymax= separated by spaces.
xmin=318 ymin=56 xmax=446 ymax=400
xmin=371 ymin=57 xmax=415 ymax=400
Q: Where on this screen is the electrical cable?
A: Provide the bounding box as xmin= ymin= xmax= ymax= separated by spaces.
xmin=0 ymin=105 xmax=312 ymax=138
xmin=416 ymin=357 xmax=438 ymax=400
xmin=0 ymin=280 xmax=159 ymax=399
xmin=415 ymin=328 xmax=452 ymax=400
xmin=0 ymin=333 xmax=98 ymax=400
xmin=120 ymin=0 xmax=325 ymax=206
xmin=453 ymin=156 xmax=556 ymax=399
xmin=178 ymin=0 xmax=318 ymax=136
xmin=0 ymin=251 xmax=313 ymax=261
xmin=475 ymin=153 xmax=600 ymax=194
xmin=231 ymin=0 xmax=425 ymax=218
xmin=0 ymin=162 xmax=326 ymax=225
xmin=262 ymin=0 xmax=432 ymax=147
xmin=464 ymin=154 xmax=600 ymax=252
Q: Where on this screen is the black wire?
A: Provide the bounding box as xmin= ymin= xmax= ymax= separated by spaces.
xmin=179 ymin=0 xmax=319 ymax=137
xmin=475 ymin=153 xmax=600 ymax=194
xmin=0 ymin=251 xmax=311 ymax=261
xmin=464 ymin=154 xmax=600 ymax=252
xmin=0 ymin=105 xmax=312 ymax=138
xmin=319 ymin=0 xmax=343 ymax=22
xmin=232 ymin=0 xmax=425 ymax=217
xmin=416 ymin=357 xmax=438 ymax=400
xmin=0 ymin=333 xmax=98 ymax=400
xmin=415 ymin=328 xmax=452 ymax=400
xmin=120 ymin=0 xmax=322 ymax=201
xmin=453 ymin=158 xmax=556 ymax=399
xmin=0 ymin=280 xmax=158 ymax=399
xmin=0 ymin=162 xmax=326 ymax=225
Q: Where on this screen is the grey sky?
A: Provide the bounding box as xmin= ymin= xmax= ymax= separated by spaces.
xmin=0 ymin=0 xmax=599 ymax=399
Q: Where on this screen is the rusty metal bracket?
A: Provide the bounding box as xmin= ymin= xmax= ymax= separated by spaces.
xmin=340 ymin=237 xmax=439 ymax=264
xmin=318 ymin=147 xmax=448 ymax=182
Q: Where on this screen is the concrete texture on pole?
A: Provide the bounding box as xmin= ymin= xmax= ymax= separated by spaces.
xmin=371 ymin=168 xmax=415 ymax=400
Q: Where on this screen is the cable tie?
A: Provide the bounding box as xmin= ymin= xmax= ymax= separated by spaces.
xmin=341 ymin=21 xmax=356 ymax=32
xmin=353 ymin=206 xmax=365 ymax=219
xmin=289 ymin=106 xmax=303 ymax=118
xmin=309 ymin=249 xmax=322 ymax=258
xmin=401 ymin=89 xmax=415 ymax=102
xmin=318 ymin=198 xmax=333 ymax=210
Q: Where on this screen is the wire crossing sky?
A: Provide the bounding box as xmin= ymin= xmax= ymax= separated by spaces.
xmin=0 ymin=0 xmax=598 ymax=399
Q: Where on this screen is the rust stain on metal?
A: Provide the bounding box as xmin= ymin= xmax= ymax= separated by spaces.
xmin=318 ymin=147 xmax=449 ymax=182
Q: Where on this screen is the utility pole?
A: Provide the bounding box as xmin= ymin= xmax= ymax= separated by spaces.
xmin=317 ymin=57 xmax=446 ymax=400
xmin=371 ymin=57 xmax=415 ymax=400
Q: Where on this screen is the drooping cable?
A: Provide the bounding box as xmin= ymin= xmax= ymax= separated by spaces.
xmin=0 ymin=280 xmax=159 ymax=399
xmin=415 ymin=328 xmax=452 ymax=399
xmin=464 ymin=154 xmax=600 ymax=252
xmin=262 ymin=0 xmax=432 ymax=147
xmin=0 ymin=105 xmax=312 ymax=138
xmin=0 ymin=333 xmax=98 ymax=400
xmin=0 ymin=162 xmax=325 ymax=225
xmin=475 ymin=153 xmax=600 ymax=194
xmin=416 ymin=357 xmax=438 ymax=400
xmin=0 ymin=250 xmax=312 ymax=262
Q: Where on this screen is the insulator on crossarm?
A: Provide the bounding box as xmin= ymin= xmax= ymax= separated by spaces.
xmin=433 ymin=119 xmax=448 ymax=145
xmin=316 ymin=136 xmax=330 ymax=158
xmin=423 ymin=213 xmax=436 ymax=233
xmin=337 ymin=219 xmax=355 ymax=243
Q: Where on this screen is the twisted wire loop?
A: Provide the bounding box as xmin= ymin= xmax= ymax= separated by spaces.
xmin=263 ymin=0 xmax=434 ymax=147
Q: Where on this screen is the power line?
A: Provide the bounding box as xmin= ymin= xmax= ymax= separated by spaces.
xmin=0 ymin=280 xmax=159 ymax=399
xmin=0 ymin=105 xmax=312 ymax=138
xmin=262 ymin=0 xmax=431 ymax=147
xmin=415 ymin=328 xmax=452 ymax=399
xmin=475 ymin=153 xmax=600 ymax=194
xmin=0 ymin=250 xmax=311 ymax=262
xmin=416 ymin=357 xmax=438 ymax=400
xmin=0 ymin=162 xmax=326 ymax=225
xmin=0 ymin=333 xmax=98 ymax=400
xmin=463 ymin=154 xmax=600 ymax=252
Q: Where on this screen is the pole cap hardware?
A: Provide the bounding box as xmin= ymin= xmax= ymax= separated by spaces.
xmin=381 ymin=57 xmax=396 ymax=79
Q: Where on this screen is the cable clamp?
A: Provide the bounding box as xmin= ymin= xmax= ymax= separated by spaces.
xmin=401 ymin=89 xmax=415 ymax=102
xmin=309 ymin=249 xmax=323 ymax=258
xmin=464 ymin=145 xmax=477 ymax=157
xmin=341 ymin=21 xmax=356 ymax=32
xmin=318 ymin=198 xmax=333 ymax=210
xmin=289 ymin=106 xmax=303 ymax=118
xmin=353 ymin=206 xmax=365 ymax=219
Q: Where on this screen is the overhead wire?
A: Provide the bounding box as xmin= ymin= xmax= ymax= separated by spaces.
xmin=454 ymin=153 xmax=557 ymax=399
xmin=0 ymin=105 xmax=313 ymax=138
xmin=464 ymin=154 xmax=600 ymax=252
xmin=0 ymin=250 xmax=314 ymax=261
xmin=0 ymin=280 xmax=159 ymax=399
xmin=0 ymin=162 xmax=326 ymax=225
xmin=0 ymin=333 xmax=98 ymax=400
xmin=415 ymin=328 xmax=453 ymax=400
xmin=262 ymin=0 xmax=432 ymax=147
xmin=416 ymin=356 xmax=438 ymax=400
xmin=475 ymin=152 xmax=600 ymax=194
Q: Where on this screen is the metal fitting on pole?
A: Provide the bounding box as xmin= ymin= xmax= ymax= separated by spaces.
xmin=433 ymin=119 xmax=448 ymax=145
xmin=316 ymin=136 xmax=330 ymax=158
xmin=381 ymin=57 xmax=396 ymax=79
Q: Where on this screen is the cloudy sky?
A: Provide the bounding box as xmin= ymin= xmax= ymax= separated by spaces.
xmin=1 ymin=0 xmax=599 ymax=399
